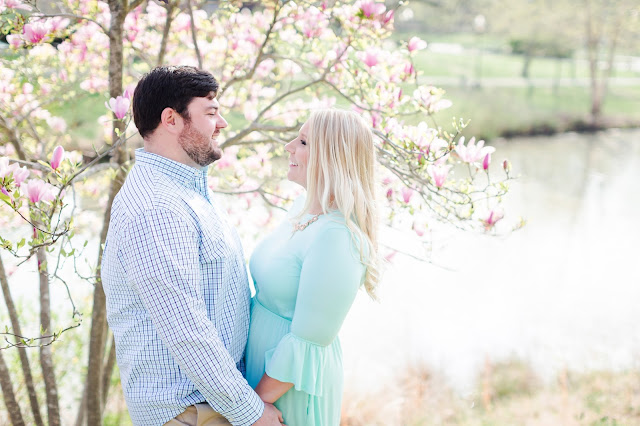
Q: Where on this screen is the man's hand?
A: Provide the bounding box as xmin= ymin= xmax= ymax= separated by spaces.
xmin=253 ymin=402 xmax=285 ymax=425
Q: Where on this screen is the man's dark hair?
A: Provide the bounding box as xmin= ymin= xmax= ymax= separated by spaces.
xmin=132 ymin=66 xmax=219 ymax=139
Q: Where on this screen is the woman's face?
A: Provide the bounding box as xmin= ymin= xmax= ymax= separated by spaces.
xmin=285 ymin=122 xmax=310 ymax=188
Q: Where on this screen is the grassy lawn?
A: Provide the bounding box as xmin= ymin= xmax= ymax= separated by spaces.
xmin=341 ymin=362 xmax=640 ymax=426
xmin=413 ymin=49 xmax=640 ymax=80
xmin=429 ymin=85 xmax=640 ymax=140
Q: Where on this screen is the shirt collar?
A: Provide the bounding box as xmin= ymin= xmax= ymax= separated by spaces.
xmin=134 ymin=148 xmax=209 ymax=194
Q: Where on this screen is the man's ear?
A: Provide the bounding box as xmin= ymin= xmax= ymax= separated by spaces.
xmin=160 ymin=107 xmax=183 ymax=135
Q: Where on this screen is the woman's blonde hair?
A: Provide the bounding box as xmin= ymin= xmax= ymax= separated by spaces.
xmin=297 ymin=108 xmax=380 ymax=298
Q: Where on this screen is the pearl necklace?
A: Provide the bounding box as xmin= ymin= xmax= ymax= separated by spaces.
xmin=292 ymin=213 xmax=322 ymax=233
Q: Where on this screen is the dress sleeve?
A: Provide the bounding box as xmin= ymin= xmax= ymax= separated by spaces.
xmin=264 ymin=226 xmax=365 ymax=396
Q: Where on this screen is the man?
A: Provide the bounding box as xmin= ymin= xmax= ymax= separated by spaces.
xmin=101 ymin=66 xmax=283 ymax=426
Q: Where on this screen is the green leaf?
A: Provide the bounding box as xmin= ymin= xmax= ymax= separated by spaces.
xmin=37 ymin=160 xmax=52 ymax=170
xmin=0 ymin=191 xmax=12 ymax=206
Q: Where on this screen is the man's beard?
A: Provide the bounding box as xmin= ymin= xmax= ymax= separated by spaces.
xmin=178 ymin=120 xmax=222 ymax=167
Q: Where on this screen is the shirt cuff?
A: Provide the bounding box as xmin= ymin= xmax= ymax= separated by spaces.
xmin=221 ymin=388 xmax=264 ymax=426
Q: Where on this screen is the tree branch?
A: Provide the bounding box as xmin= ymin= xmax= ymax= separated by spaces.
xmin=33 ymin=13 xmax=108 ymax=34
xmin=186 ymin=0 xmax=203 ymax=69
xmin=157 ymin=0 xmax=178 ymax=66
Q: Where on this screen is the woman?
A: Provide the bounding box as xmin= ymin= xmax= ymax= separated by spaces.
xmin=245 ymin=109 xmax=380 ymax=425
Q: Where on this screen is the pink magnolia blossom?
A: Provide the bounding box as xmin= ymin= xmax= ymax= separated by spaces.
xmin=105 ymin=95 xmax=131 ymax=119
xmin=381 ymin=10 xmax=394 ymax=26
xmin=47 ymin=116 xmax=67 ymax=133
xmin=408 ymin=37 xmax=427 ymax=52
xmin=6 ymin=34 xmax=23 ymax=49
xmin=427 ymin=163 xmax=452 ymax=188
xmin=363 ymin=50 xmax=379 ymax=68
xmin=386 ymin=188 xmax=393 ymax=200
xmin=483 ymin=152 xmax=491 ymax=170
xmin=412 ymin=86 xmax=452 ymax=113
xmin=482 ymin=208 xmax=504 ymax=230
xmin=123 ymin=83 xmax=136 ymax=100
xmin=4 ymin=0 xmax=32 ymax=10
xmin=255 ymin=58 xmax=276 ymax=79
xmin=403 ymin=62 xmax=414 ymax=79
xmin=13 ymin=166 xmax=29 ymax=187
xmin=413 ymin=220 xmax=427 ymax=237
xmin=370 ymin=112 xmax=381 ymax=128
xmin=383 ymin=250 xmax=397 ymax=263
xmin=0 ymin=157 xmax=18 ymax=178
xmin=25 ymin=179 xmax=56 ymax=203
xmin=0 ymin=186 xmax=9 ymax=198
xmin=360 ymin=1 xmax=385 ymax=18
xmin=454 ymin=136 xmax=495 ymax=164
xmin=401 ymin=187 xmax=414 ymax=203
xmin=50 ymin=145 xmax=65 ymax=170
xmin=23 ymin=22 xmax=50 ymax=44
xmin=49 ymin=17 xmax=70 ymax=33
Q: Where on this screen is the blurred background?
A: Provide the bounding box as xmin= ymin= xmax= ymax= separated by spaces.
xmin=340 ymin=1 xmax=640 ymax=424
xmin=1 ymin=0 xmax=639 ymax=425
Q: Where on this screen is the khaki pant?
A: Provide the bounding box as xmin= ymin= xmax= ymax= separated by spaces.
xmin=164 ymin=403 xmax=232 ymax=426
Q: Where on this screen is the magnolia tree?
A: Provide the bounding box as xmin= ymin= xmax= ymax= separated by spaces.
xmin=0 ymin=0 xmax=517 ymax=424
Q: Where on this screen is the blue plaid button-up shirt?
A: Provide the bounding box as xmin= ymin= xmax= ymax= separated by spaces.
xmin=101 ymin=149 xmax=263 ymax=426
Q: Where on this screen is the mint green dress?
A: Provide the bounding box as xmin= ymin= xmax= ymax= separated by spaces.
xmin=245 ymin=200 xmax=366 ymax=426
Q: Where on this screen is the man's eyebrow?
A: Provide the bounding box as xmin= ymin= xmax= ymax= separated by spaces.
xmin=205 ymin=105 xmax=219 ymax=111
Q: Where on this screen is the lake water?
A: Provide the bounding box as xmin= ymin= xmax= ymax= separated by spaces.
xmin=341 ymin=128 xmax=640 ymax=395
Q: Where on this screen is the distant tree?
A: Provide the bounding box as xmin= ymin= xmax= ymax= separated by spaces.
xmin=486 ymin=0 xmax=639 ymax=123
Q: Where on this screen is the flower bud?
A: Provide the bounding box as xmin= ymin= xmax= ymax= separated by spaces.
xmin=503 ymin=159 xmax=511 ymax=174
xmin=483 ymin=153 xmax=491 ymax=170
xmin=50 ymin=145 xmax=65 ymax=170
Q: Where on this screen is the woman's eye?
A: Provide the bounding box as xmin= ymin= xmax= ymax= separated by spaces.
xmin=300 ymin=139 xmax=307 ymax=146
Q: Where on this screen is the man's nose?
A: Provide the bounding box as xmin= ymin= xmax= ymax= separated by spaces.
xmin=216 ymin=114 xmax=228 ymax=129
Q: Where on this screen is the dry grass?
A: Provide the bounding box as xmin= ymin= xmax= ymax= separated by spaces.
xmin=341 ymin=361 xmax=640 ymax=426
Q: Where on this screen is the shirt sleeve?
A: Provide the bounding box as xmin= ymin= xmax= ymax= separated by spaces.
xmin=264 ymin=226 xmax=365 ymax=396
xmin=121 ymin=208 xmax=263 ymax=426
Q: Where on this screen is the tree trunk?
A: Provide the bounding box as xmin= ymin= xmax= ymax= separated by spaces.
xmin=85 ymin=2 xmax=128 ymax=425
xmin=0 ymin=255 xmax=45 ymax=426
xmin=0 ymin=350 xmax=25 ymax=426
xmin=74 ymin=379 xmax=87 ymax=426
xmin=598 ymin=13 xmax=622 ymax=120
xmin=585 ymin=0 xmax=602 ymax=124
xmin=521 ymin=54 xmax=532 ymax=79
xmin=101 ymin=334 xmax=117 ymax=407
xmin=37 ymin=248 xmax=61 ymax=426
xmin=157 ymin=0 xmax=177 ymax=66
